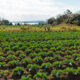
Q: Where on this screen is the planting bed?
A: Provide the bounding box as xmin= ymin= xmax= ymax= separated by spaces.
xmin=0 ymin=32 xmax=80 ymax=80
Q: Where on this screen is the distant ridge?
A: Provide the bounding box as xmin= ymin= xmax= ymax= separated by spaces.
xmin=11 ymin=20 xmax=47 ymax=23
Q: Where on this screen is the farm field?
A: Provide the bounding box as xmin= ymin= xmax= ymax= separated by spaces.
xmin=1 ymin=32 xmax=80 ymax=80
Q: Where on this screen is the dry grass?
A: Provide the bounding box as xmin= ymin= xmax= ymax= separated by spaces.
xmin=0 ymin=24 xmax=80 ymax=32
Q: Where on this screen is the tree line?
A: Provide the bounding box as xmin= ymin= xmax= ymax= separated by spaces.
xmin=0 ymin=18 xmax=12 ymax=25
xmin=47 ymin=9 xmax=80 ymax=26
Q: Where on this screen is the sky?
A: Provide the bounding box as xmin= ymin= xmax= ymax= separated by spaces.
xmin=0 ymin=0 xmax=80 ymax=21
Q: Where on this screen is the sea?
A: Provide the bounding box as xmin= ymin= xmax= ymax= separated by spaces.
xmin=11 ymin=21 xmax=47 ymax=25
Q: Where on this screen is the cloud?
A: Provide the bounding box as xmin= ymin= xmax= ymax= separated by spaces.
xmin=0 ymin=0 xmax=79 ymax=21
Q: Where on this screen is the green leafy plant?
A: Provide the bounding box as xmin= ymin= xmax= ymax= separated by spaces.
xmin=8 ymin=60 xmax=19 ymax=66
xmin=53 ymin=61 xmax=63 ymax=68
xmin=21 ymin=58 xmax=32 ymax=64
xmin=27 ymin=64 xmax=39 ymax=75
xmin=0 ymin=62 xmax=6 ymax=68
xmin=38 ymin=52 xmax=47 ymax=58
xmin=12 ymin=67 xmax=24 ymax=76
xmin=51 ymin=69 xmax=64 ymax=78
xmin=33 ymin=56 xmax=43 ymax=64
xmin=29 ymin=53 xmax=37 ymax=58
xmin=19 ymin=75 xmax=32 ymax=80
xmin=19 ymin=54 xmax=26 ymax=59
xmin=34 ymin=72 xmax=47 ymax=80
xmin=7 ymin=54 xmax=17 ymax=60
xmin=0 ymin=70 xmax=9 ymax=77
xmin=7 ymin=50 xmax=14 ymax=54
xmin=41 ymin=62 xmax=51 ymax=70
xmin=63 ymin=59 xmax=75 ymax=66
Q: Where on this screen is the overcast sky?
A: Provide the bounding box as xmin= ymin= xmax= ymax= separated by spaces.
xmin=0 ymin=0 xmax=80 ymax=21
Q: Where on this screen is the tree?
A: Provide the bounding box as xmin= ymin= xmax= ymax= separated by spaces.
xmin=47 ymin=17 xmax=56 ymax=25
xmin=0 ymin=18 xmax=10 ymax=25
xmin=2 ymin=20 xmax=9 ymax=25
xmin=64 ymin=9 xmax=72 ymax=16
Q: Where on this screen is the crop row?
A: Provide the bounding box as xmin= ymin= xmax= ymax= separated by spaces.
xmin=0 ymin=32 xmax=80 ymax=80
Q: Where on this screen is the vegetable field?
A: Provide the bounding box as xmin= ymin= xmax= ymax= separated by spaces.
xmin=1 ymin=32 xmax=80 ymax=80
